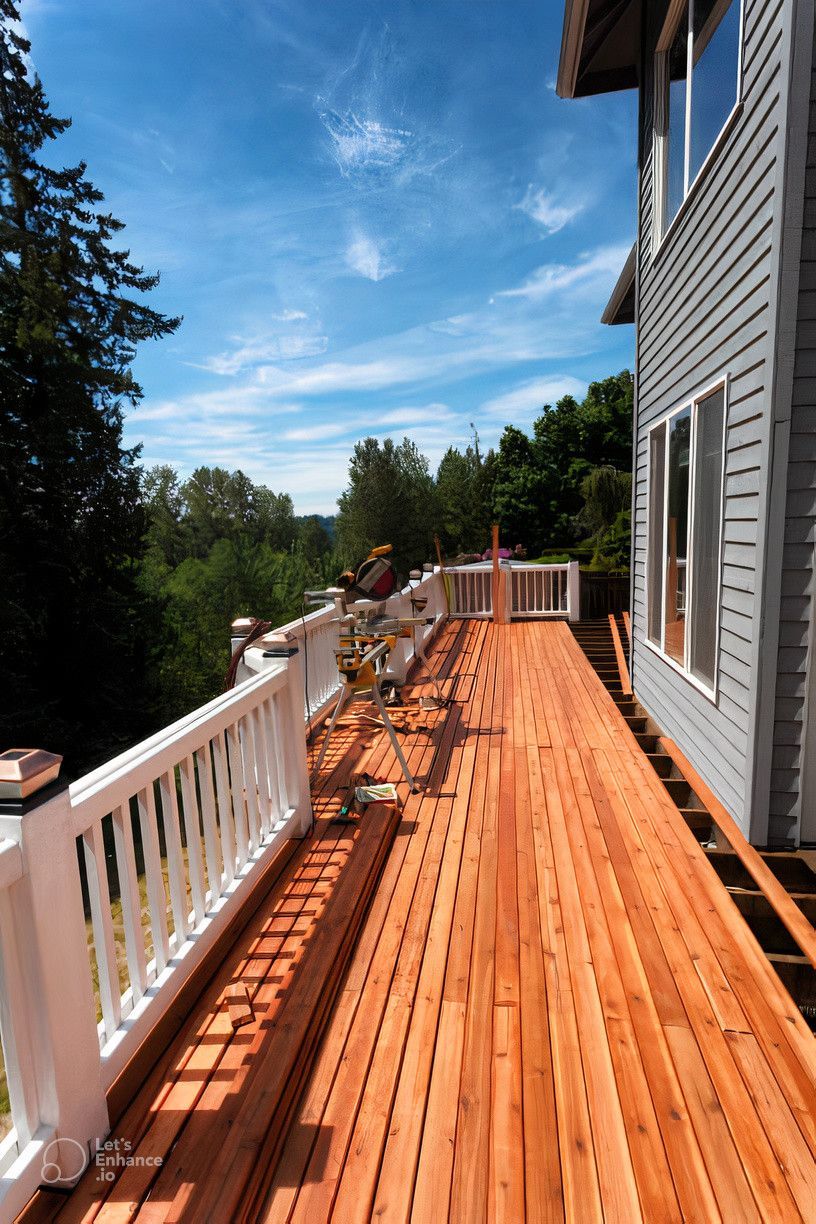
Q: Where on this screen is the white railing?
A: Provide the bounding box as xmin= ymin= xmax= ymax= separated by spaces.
xmin=447 ymin=561 xmax=580 ymax=622
xmin=0 ymin=647 xmax=311 ymax=1216
xmin=511 ymin=562 xmax=578 ymax=619
xmin=446 ymin=564 xmax=495 ymax=618
xmin=0 ymin=568 xmax=448 ymax=1217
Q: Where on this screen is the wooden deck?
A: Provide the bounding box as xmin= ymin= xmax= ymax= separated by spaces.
xmin=43 ymin=620 xmax=816 ymax=1222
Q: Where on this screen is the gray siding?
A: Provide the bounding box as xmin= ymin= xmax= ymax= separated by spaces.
xmin=769 ymin=56 xmax=816 ymax=843
xmin=631 ymin=0 xmax=786 ymax=829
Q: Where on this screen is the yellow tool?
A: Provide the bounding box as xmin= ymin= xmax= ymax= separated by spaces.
xmin=308 ymin=609 xmax=426 ymax=791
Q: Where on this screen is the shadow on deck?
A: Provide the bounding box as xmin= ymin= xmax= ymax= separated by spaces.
xmin=24 ymin=620 xmax=816 ymax=1222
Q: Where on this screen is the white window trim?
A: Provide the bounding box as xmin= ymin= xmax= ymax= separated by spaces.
xmin=644 ymin=374 xmax=729 ymax=704
xmin=651 ymin=0 xmax=745 ymax=259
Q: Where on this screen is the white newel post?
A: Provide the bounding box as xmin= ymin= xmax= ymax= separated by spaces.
xmin=567 ymin=560 xmax=581 ymax=623
xmin=259 ymin=635 xmax=313 ymax=836
xmin=0 ymin=784 xmax=109 ymax=1178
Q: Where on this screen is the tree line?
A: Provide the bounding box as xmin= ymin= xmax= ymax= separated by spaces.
xmin=0 ymin=1 xmax=633 ymax=777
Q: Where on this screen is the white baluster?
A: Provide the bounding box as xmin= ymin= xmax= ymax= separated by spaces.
xmin=249 ymin=707 xmax=272 ymax=836
xmin=226 ymin=722 xmax=249 ymax=869
xmin=136 ymin=786 xmax=170 ymax=978
xmin=178 ymin=755 xmax=206 ymax=926
xmin=159 ymin=768 xmax=189 ymax=945
xmin=239 ymin=718 xmax=262 ymax=851
xmin=262 ymin=696 xmax=286 ymax=822
xmin=211 ymin=731 xmax=237 ymax=888
xmin=195 ymin=742 xmax=223 ymax=904
xmin=82 ymin=820 xmax=121 ymax=1039
xmin=112 ymin=803 xmax=148 ymax=1003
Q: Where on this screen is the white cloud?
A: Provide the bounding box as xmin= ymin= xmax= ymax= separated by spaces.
xmin=496 ymin=244 xmax=630 ymax=302
xmin=345 ymin=231 xmax=398 ymax=282
xmin=480 ymin=375 xmax=587 ymax=419
xmin=515 ymin=185 xmax=584 ymax=234
xmin=129 ymin=244 xmax=630 ymax=512
xmin=321 ymin=109 xmax=412 ymax=178
xmin=200 ymin=315 xmax=328 ymax=376
xmin=378 ymin=403 xmax=452 ymax=426
xmin=283 ymin=422 xmax=347 ymax=442
xmin=273 ymin=309 xmax=308 ymax=321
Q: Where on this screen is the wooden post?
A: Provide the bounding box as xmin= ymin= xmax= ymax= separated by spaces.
xmin=491 ymin=525 xmax=508 ymax=625
xmin=567 ymin=559 xmax=581 ymax=623
xmin=433 ymin=534 xmax=450 ymax=615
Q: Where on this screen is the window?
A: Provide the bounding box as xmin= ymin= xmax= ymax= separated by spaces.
xmin=647 ymin=382 xmax=726 ymax=695
xmin=653 ymin=0 xmax=742 ymax=243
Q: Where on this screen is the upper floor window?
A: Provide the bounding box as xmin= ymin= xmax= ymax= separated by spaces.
xmin=653 ymin=0 xmax=743 ymax=245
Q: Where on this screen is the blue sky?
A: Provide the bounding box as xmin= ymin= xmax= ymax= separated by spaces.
xmin=23 ymin=0 xmax=637 ymax=514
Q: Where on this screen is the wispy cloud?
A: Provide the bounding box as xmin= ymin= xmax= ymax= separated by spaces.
xmin=200 ymin=314 xmax=328 ymax=375
xmin=315 ymin=23 xmax=459 ymax=189
xmin=282 ymin=421 xmax=347 ymax=442
xmin=320 ymin=108 xmax=413 ymax=178
xmin=345 ymin=230 xmax=398 ymax=281
xmin=480 ymin=375 xmax=586 ymax=418
xmin=496 ymin=244 xmax=630 ymax=302
xmin=515 ymin=185 xmax=584 ymax=234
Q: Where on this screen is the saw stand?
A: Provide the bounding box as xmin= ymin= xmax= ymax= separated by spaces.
xmin=313 ymin=663 xmax=419 ymax=792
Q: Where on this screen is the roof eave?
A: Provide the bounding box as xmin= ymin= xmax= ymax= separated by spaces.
xmin=556 ymin=0 xmax=641 ymax=99
xmin=600 ymin=242 xmax=637 ymax=325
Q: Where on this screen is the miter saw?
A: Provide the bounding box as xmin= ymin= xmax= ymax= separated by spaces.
xmin=304 ymin=545 xmax=445 ymax=792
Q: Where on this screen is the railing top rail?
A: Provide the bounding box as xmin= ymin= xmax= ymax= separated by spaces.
xmin=511 ymin=561 xmax=574 ymax=571
xmin=447 ymin=560 xmax=573 ymax=573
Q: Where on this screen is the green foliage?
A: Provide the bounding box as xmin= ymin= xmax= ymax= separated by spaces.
xmin=137 ymin=466 xmax=335 ymax=722
xmin=0 ymin=2 xmax=180 ymax=772
xmin=490 ymin=371 xmax=634 ymax=556
xmin=141 ymin=538 xmax=332 ymax=719
xmin=335 ymin=437 xmax=439 ymax=577
xmin=435 ymin=432 xmax=496 ymax=556
xmin=576 ymin=466 xmax=632 ymax=570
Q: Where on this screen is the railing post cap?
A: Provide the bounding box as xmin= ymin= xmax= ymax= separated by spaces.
xmin=231 ymin=617 xmax=255 ymax=637
xmin=0 ymin=748 xmax=63 ymax=804
xmin=259 ymin=630 xmax=300 ymax=658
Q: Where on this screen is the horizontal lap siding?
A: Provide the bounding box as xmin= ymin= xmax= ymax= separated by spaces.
xmin=769 ymin=60 xmax=816 ymax=844
xmin=632 ymin=0 xmax=785 ymax=829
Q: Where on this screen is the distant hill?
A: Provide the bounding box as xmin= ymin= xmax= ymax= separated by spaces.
xmin=295 ymin=513 xmax=336 ymax=539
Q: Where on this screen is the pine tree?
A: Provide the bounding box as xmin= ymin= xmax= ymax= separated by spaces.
xmin=335 ymin=437 xmax=439 ymax=578
xmin=0 ymin=1 xmax=180 ymax=772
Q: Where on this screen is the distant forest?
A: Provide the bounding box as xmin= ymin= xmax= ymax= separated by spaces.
xmin=0 ymin=4 xmax=633 ymax=776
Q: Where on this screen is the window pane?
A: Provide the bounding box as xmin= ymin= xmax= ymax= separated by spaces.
xmin=648 ymin=423 xmax=666 ymax=645
xmin=690 ymin=0 xmax=740 ymax=183
xmin=689 ymin=387 xmax=725 ymax=687
xmin=664 ymin=409 xmax=690 ymax=665
xmin=666 ymin=7 xmax=689 ymax=222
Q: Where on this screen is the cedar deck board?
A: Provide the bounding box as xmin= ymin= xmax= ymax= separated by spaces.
xmin=35 ymin=620 xmax=815 ymax=1223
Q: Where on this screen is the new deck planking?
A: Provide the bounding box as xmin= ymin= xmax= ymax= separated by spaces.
xmin=35 ymin=619 xmax=816 ymax=1223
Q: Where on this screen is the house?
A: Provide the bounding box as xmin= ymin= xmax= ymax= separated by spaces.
xmin=558 ymin=0 xmax=816 ymax=846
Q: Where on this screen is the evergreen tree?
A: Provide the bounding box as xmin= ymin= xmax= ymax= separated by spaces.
xmin=335 ymin=437 xmax=439 ymax=577
xmin=0 ymin=2 xmax=180 ymax=772
xmin=490 ymin=371 xmax=633 ymax=555
xmin=296 ymin=514 xmax=332 ymax=559
xmin=435 ymin=431 xmax=495 ymax=556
